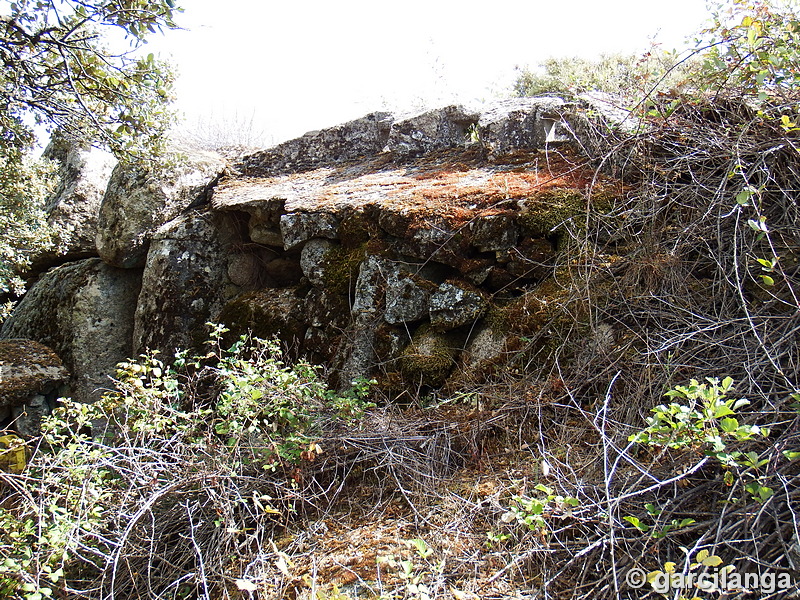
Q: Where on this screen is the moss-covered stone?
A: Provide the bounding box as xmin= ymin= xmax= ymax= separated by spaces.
xmin=517 ymin=188 xmax=588 ymax=238
xmin=518 ymin=187 xmax=619 ymax=248
xmin=299 ymin=239 xmax=368 ymax=296
xmin=399 ymin=325 xmax=460 ymax=387
xmin=489 ymin=275 xmax=574 ymax=330
xmin=338 ymin=210 xmax=374 ymax=249
xmin=373 ymin=323 xmax=412 ymax=369
xmin=218 ymin=289 xmax=306 ymax=345
xmin=323 ymin=245 xmax=368 ymax=295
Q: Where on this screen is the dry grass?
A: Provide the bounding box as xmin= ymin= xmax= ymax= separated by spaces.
xmin=5 ymin=94 xmax=800 ymax=600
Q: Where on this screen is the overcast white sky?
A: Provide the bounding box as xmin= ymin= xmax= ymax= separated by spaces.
xmin=145 ymin=0 xmax=712 ymax=146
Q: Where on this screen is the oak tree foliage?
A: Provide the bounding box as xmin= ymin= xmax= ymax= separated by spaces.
xmin=0 ymin=0 xmax=181 ymax=317
xmin=0 ymin=0 xmax=180 ymax=160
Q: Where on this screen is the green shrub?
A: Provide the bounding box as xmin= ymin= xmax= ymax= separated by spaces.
xmin=513 ymin=52 xmax=695 ymax=99
xmin=0 ymin=325 xmax=375 ymax=599
xmin=0 ymin=156 xmax=58 ymax=322
xmin=630 ymin=377 xmax=775 ymax=503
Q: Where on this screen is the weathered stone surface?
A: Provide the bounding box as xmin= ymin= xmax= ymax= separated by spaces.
xmin=469 ymin=213 xmax=518 ymax=252
xmin=0 ymin=259 xmax=141 ymax=402
xmin=335 ymin=256 xmax=397 ymax=385
xmin=238 ymin=112 xmax=394 ymax=176
xmin=38 ymin=136 xmax=117 ymax=264
xmin=202 ymin=102 xmax=624 ymax=385
xmin=11 ymin=395 xmax=50 ymax=437
xmin=305 ymin=288 xmax=351 ymax=330
xmin=219 ymin=288 xmax=306 ymax=344
xmin=505 ymin=238 xmax=554 ymax=281
xmin=227 ymin=253 xmax=262 ymax=287
xmin=429 ymin=283 xmax=487 ymax=330
xmin=337 ymin=314 xmax=382 ymax=390
xmin=300 ymin=239 xmax=338 ymax=287
xmin=132 ymin=211 xmax=232 ymax=355
xmin=384 ymin=270 xmax=432 ymax=324
xmin=241 ymin=199 xmax=286 ymax=246
xmin=250 ymin=222 xmax=284 ymax=247
xmin=379 ymin=211 xmax=472 ymax=271
xmin=577 ymin=92 xmax=643 ymax=134
xmin=461 ymin=325 xmax=508 ymax=370
xmin=387 ymin=105 xmax=479 ymax=156
xmin=284 ymin=212 xmax=341 ymax=250
xmin=351 ymin=255 xmax=393 ymax=317
xmin=97 ymin=149 xmax=226 ymax=268
xmin=478 ymin=97 xmax=571 ymax=154
xmin=0 ymin=339 xmax=68 ymax=408
xmin=2 ymin=101 xmax=628 ymax=395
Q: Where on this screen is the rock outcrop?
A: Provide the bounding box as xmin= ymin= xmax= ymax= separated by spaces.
xmin=32 ymin=135 xmax=117 ymax=269
xmin=2 ymin=97 xmax=626 ymax=399
xmin=1 ymin=259 xmax=141 ymax=402
xmin=132 ymin=210 xmax=236 ymax=355
xmin=96 ymin=149 xmax=226 ymax=268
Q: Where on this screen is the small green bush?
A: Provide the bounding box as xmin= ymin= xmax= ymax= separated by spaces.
xmin=513 ymin=52 xmax=694 ymax=99
xmin=630 ymin=377 xmax=776 ymax=503
xmin=0 ymin=325 xmax=375 ymax=599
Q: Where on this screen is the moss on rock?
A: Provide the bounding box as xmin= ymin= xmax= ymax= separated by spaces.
xmin=323 ymin=246 xmax=367 ymax=295
xmin=399 ymin=324 xmax=460 ymax=387
xmin=517 ymin=187 xmax=618 ymax=249
xmin=518 ymin=188 xmax=588 ymax=238
xmin=218 ymin=289 xmax=306 ymax=345
xmin=338 ymin=210 xmax=374 ymax=249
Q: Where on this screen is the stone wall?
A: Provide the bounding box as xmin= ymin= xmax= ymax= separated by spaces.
xmin=1 ymin=97 xmax=625 ymax=400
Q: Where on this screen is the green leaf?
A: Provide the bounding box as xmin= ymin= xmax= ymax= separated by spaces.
xmin=702 ymin=555 xmax=724 ymax=567
xmin=720 ymin=417 xmax=739 ymax=432
xmin=756 ymin=257 xmax=774 ymax=269
xmin=645 ymin=503 xmax=661 ymax=516
xmin=623 ymin=516 xmax=649 ymax=532
xmin=735 ymin=189 xmax=754 ymax=205
xmin=714 ymin=405 xmax=735 ymax=418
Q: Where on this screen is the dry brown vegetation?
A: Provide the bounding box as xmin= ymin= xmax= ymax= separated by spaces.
xmin=3 ymin=93 xmax=800 ymax=600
